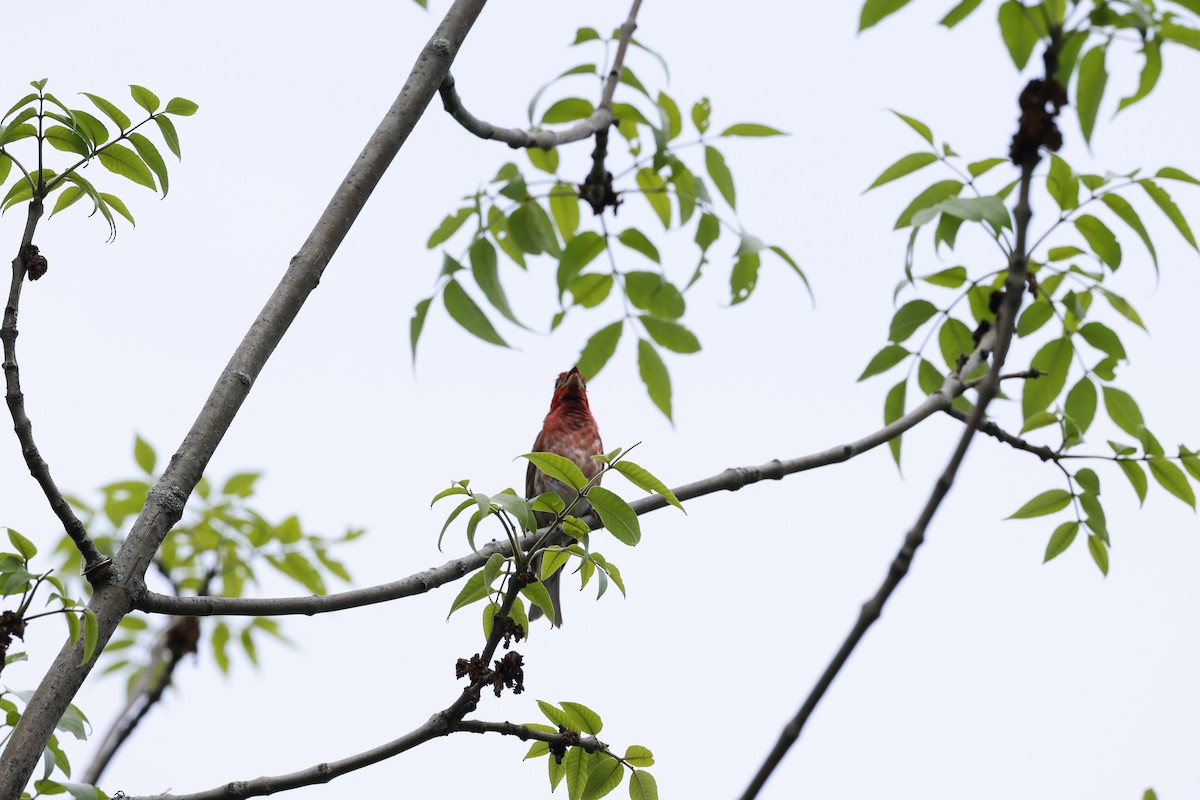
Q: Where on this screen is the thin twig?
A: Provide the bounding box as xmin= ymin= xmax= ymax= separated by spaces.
xmin=123 ymin=577 xmax=526 ymax=800
xmin=0 ymin=2 xmax=490 ymax=795
xmin=454 ymin=719 xmax=605 ymax=752
xmin=437 ymin=0 xmax=642 ymax=148
xmin=738 ymin=34 xmax=1062 ymax=794
xmin=2 ymin=200 xmax=113 ymax=583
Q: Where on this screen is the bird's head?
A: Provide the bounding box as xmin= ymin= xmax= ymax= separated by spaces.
xmin=549 ymin=367 xmax=590 ymax=410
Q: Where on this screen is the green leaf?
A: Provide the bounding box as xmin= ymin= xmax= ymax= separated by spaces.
xmin=443 ymin=280 xmax=507 ymax=347
xmin=570 ymin=274 xmax=614 ymax=308
xmin=719 ymin=122 xmax=786 ymax=137
xmin=1016 ymin=300 xmax=1053 ymax=337
xmin=82 ymin=93 xmax=130 ymax=130
xmin=558 ymin=232 xmax=607 ymax=296
xmin=729 ymin=252 xmax=760 ymax=305
xmin=656 ymin=91 xmax=681 ymax=139
xmin=889 ymin=110 xmax=933 ymax=145
xmin=859 ymin=0 xmax=916 ymax=31
xmin=581 ymin=755 xmax=623 ymax=800
xmin=509 ymin=202 xmax=561 ymax=257
xmin=894 ymin=180 xmax=963 ymax=229
xmin=1100 ymin=193 xmax=1156 ymax=270
xmin=636 ymin=168 xmax=671 ymax=228
xmin=528 ymin=146 xmax=559 ymax=175
xmin=888 ymin=300 xmax=938 ymax=343
xmin=1078 ymin=322 xmax=1125 ymax=361
xmin=523 ymin=452 xmax=588 ymax=492
xmin=920 ymin=266 xmax=966 ymax=287
xmin=98 ymin=144 xmax=156 ymax=190
xmin=1139 ymin=179 xmax=1197 ymax=250
xmin=1064 ymin=377 xmax=1097 ymax=433
xmin=864 ymin=152 xmax=938 ymax=192
xmin=704 ymin=146 xmax=735 ymax=209
xmin=1076 ymin=45 xmax=1108 ymax=146
xmin=940 ymin=0 xmax=985 ymax=27
xmin=449 ymin=570 xmax=490 ymax=617
xmin=1019 ymin=410 xmax=1058 ymax=434
xmin=858 ymin=344 xmax=909 ymax=381
xmin=129 ymin=84 xmax=160 ymax=114
xmin=1046 ymin=154 xmax=1078 ymax=211
xmin=44 ymin=125 xmax=91 ymax=157
xmin=1074 ymin=215 xmax=1121 ymax=270
xmin=577 ymin=321 xmax=623 ymax=381
xmin=1149 ymin=458 xmax=1196 ymax=508
xmin=1022 ymin=337 xmax=1071 ymax=419
xmin=542 ymin=97 xmax=594 ymax=124
xmin=564 ymin=745 xmax=589 ymax=800
xmin=522 ymin=580 xmax=555 ymax=624
xmin=691 ymin=98 xmax=710 ymax=134
xmin=624 ymin=746 xmax=654 ymax=768
xmin=884 ymin=379 xmax=906 ymax=466
xmin=80 ymin=610 xmax=99 ymax=666
xmin=1157 ymin=167 xmax=1200 ymax=186
xmin=1117 ymin=459 xmax=1148 ymax=505
xmin=164 ymin=97 xmax=199 ymax=116
xmin=562 ymin=701 xmax=603 ymax=735
xmin=427 ymin=207 xmax=473 ymax=249
xmin=154 ymin=114 xmax=180 ymax=158
xmin=410 ymin=298 xmax=431 ymax=361
xmin=933 ymin=196 xmax=1011 ymax=231
xmin=629 ymin=770 xmax=659 ymax=800
xmin=1087 ymin=535 xmax=1109 ymax=576
xmin=998 ymin=0 xmax=1040 ymax=69
xmin=133 ymin=435 xmax=156 ymax=475
xmin=1118 ymin=38 xmax=1161 ymax=113
xmin=637 ymin=339 xmax=672 ymax=420
xmin=7 ymin=529 xmax=36 ymax=560
xmin=613 ymin=461 xmax=684 ymax=512
xmin=1008 ymin=489 xmax=1072 ymax=519
xmin=1102 ymin=386 xmax=1144 ymax=437
xmin=1043 ymin=521 xmax=1079 ymax=562
xmin=967 ymin=157 xmax=1008 ymax=178
xmin=550 ymin=183 xmax=580 ymax=241
xmin=101 ymin=192 xmax=135 ymax=228
xmin=617 ymin=228 xmax=661 ymax=264
xmin=128 ymin=133 xmax=169 ymax=196
xmin=937 ymin=317 xmax=974 ymax=370
xmin=470 ymin=239 xmax=522 ymax=326
xmin=640 ymin=316 xmax=700 ymax=354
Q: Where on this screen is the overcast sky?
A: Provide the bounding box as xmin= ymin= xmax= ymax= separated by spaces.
xmin=3 ymin=2 xmax=1199 ymax=799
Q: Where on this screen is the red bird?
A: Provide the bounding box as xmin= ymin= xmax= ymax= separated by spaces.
xmin=526 ymin=367 xmax=604 ymax=627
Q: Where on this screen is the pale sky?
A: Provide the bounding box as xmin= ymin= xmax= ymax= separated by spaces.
xmin=3 ymin=2 xmax=1199 ymax=799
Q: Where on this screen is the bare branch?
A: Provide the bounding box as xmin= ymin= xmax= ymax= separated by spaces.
xmin=138 ymin=357 xmax=984 ymax=619
xmin=454 ymin=719 xmax=605 ymax=752
xmin=438 ymin=0 xmax=641 ymax=147
xmin=2 ymin=200 xmax=113 ymax=582
xmin=942 ymin=405 xmax=1057 ymax=461
xmin=738 ymin=35 xmax=1065 ymax=792
xmin=124 ymin=569 xmax=528 ymax=800
xmin=438 ymin=74 xmax=614 ymax=149
xmin=0 ymin=2 xmax=490 ymax=795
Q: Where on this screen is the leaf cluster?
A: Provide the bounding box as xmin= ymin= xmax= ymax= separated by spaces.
xmin=434 ymin=445 xmax=681 ymax=630
xmin=412 ymin=27 xmax=804 ymax=420
xmin=0 ymin=79 xmax=197 ymax=240
xmin=55 ymin=438 xmax=360 ymax=684
xmin=523 ymin=700 xmax=657 ymax=800
xmin=858 ymin=72 xmax=1198 ymax=573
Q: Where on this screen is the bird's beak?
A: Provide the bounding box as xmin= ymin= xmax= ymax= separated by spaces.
xmin=564 ymin=369 xmax=586 ymax=391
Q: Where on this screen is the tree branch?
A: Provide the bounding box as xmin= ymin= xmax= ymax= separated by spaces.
xmin=738 ymin=35 xmax=1065 ymax=794
xmin=137 ymin=351 xmax=991 ymax=619
xmin=437 ymin=0 xmax=641 ymax=148
xmin=942 ymin=405 xmax=1057 ymax=461
xmin=0 ymin=2 xmax=490 ymax=795
xmin=2 ymin=200 xmax=113 ymax=583
xmin=123 ymin=570 xmax=528 ymax=800
xmin=454 ymin=719 xmax=605 ymax=752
